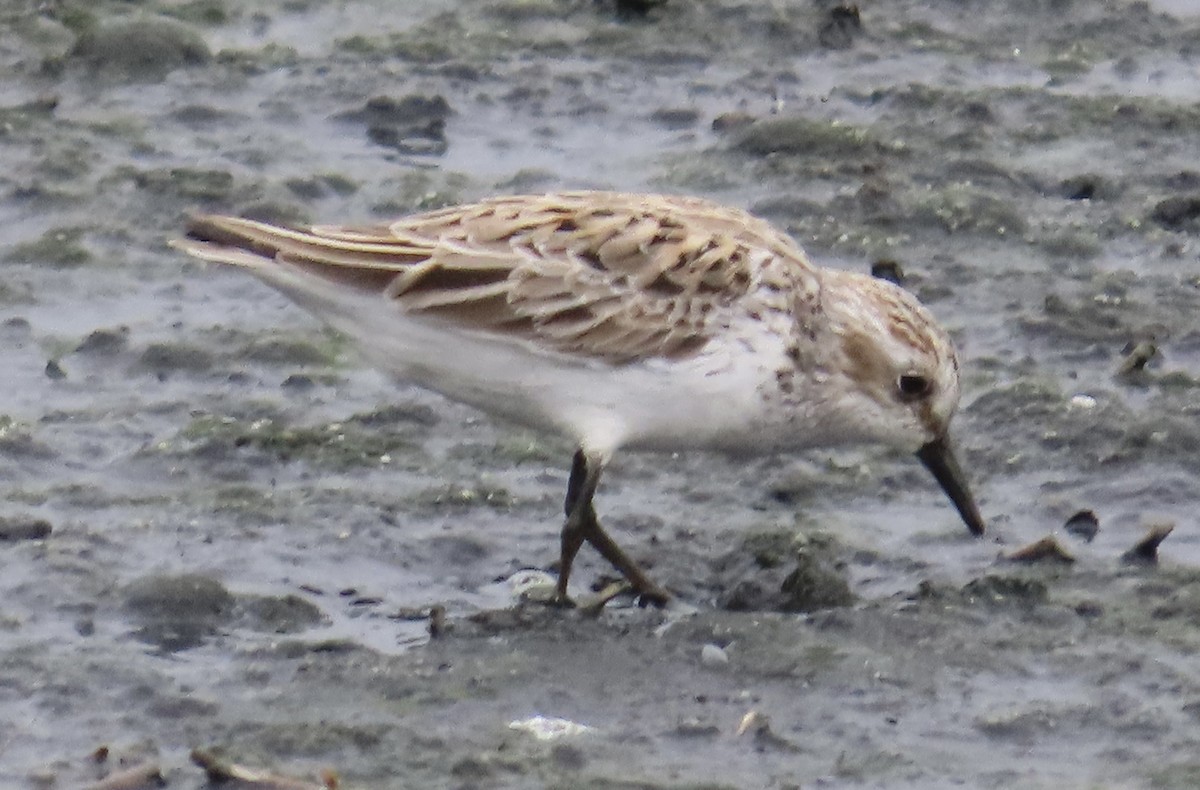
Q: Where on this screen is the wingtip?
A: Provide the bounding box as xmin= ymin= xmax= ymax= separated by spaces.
xmin=171 ymin=213 xmax=297 ymax=266
xmin=182 ymin=213 xmax=249 ymax=245
xmin=170 ymin=212 xmax=220 ymax=260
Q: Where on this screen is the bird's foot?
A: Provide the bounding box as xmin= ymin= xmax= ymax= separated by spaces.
xmin=573 ymin=578 xmax=671 ymax=614
xmin=633 ymin=583 xmax=671 ymax=608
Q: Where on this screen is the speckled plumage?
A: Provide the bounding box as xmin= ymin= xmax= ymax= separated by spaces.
xmin=174 ymin=191 xmax=984 ymax=603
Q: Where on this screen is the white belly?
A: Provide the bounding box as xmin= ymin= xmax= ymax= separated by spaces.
xmin=259 ymin=267 xmax=820 ymax=458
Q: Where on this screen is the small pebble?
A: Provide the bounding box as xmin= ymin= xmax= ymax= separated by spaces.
xmin=1150 ymin=195 xmax=1200 ymax=230
xmin=1063 ymin=509 xmax=1100 ymax=542
xmin=870 ymin=258 xmax=904 ymax=286
xmin=1069 ymin=394 xmax=1097 ymax=410
xmin=734 ymin=709 xmax=798 ymax=751
xmin=508 ymin=715 xmax=594 ymax=741
xmin=507 ymin=569 xmax=558 ymax=602
xmin=700 ymin=643 xmax=729 ymax=668
xmin=736 ymin=710 xmax=769 ymax=737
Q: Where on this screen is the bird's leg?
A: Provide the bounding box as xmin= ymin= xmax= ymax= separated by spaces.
xmin=577 ymin=508 xmax=671 ymax=606
xmin=556 ymin=449 xmax=671 ymax=606
xmin=556 ymin=449 xmax=590 ymax=601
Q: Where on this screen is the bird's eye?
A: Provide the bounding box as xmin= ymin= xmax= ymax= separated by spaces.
xmin=897 ymin=373 xmax=932 ymax=401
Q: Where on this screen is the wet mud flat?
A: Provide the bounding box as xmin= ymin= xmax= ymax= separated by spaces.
xmin=2 ymin=0 xmax=1200 ymax=787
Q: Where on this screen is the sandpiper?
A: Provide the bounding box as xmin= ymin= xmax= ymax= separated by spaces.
xmin=174 ymin=191 xmax=984 ymax=605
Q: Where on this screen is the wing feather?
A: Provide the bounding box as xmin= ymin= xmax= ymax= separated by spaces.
xmin=177 ymin=192 xmax=820 ymax=364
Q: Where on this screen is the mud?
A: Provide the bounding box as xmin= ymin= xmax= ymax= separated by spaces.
xmin=3 ymin=0 xmax=1200 ymax=787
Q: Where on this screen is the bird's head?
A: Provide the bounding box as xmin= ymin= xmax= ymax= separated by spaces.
xmin=819 ymin=269 xmax=985 ymax=535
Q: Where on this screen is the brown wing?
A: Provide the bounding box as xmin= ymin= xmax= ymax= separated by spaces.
xmin=180 ymin=191 xmax=817 ymax=363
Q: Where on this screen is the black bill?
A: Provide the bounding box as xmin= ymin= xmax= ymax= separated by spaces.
xmin=916 ymin=435 xmax=986 ymax=536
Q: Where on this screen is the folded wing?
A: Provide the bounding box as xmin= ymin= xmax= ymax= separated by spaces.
xmin=177 ymin=192 xmax=816 ymax=364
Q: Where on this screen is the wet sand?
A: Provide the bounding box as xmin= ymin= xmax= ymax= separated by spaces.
xmin=2 ymin=1 xmax=1200 ymax=787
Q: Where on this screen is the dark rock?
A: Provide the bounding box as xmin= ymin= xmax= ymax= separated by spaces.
xmin=76 ymin=327 xmax=130 ymax=356
xmin=124 ymin=573 xmax=235 ymax=651
xmin=336 ymin=95 xmax=451 ymax=156
xmin=717 ymin=530 xmax=854 ymax=612
xmin=0 ymin=517 xmax=52 ymax=541
xmin=1063 ymin=509 xmax=1099 ymax=542
xmin=69 ymin=19 xmax=211 ymax=81
xmin=281 ymin=374 xmax=316 ymax=391
xmin=732 ymin=116 xmax=872 ymax=158
xmin=133 ymin=167 xmax=234 ymax=202
xmin=137 ymin=342 xmax=214 ymax=374
xmin=238 ymin=593 xmax=326 ymax=633
xmin=779 ymin=551 xmax=856 ymax=612
xmin=1150 ymin=195 xmax=1200 ymax=230
xmin=125 ymin=573 xmax=235 ymax=620
xmin=818 ymin=3 xmax=862 ymax=50
xmin=613 ymin=0 xmax=669 ymax=19
xmin=1060 ymin=174 xmax=1107 ymax=201
xmin=870 ymin=259 xmax=905 ymax=286
xmin=44 ymin=359 xmax=66 ymax=380
xmin=960 ymin=101 xmax=995 ymax=123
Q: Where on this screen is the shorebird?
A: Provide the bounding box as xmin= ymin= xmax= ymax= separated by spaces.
xmin=173 ymin=191 xmax=984 ymax=605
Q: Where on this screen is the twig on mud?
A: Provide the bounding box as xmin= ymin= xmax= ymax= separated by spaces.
xmin=85 ymin=762 xmax=165 ymax=790
xmin=190 ymin=748 xmax=338 ymax=790
xmin=1122 ymin=523 xmax=1174 ymax=565
xmin=1004 ymin=535 xmax=1076 ymax=564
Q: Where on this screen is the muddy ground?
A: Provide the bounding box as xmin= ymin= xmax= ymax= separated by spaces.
xmin=2 ymin=0 xmax=1200 ymax=787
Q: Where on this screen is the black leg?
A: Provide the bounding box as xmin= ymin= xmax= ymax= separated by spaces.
xmin=556 ymin=449 xmax=599 ymax=601
xmin=564 ymin=449 xmax=587 ymax=516
xmin=578 ymin=507 xmax=670 ymax=606
xmin=555 ymin=449 xmax=670 ymax=606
